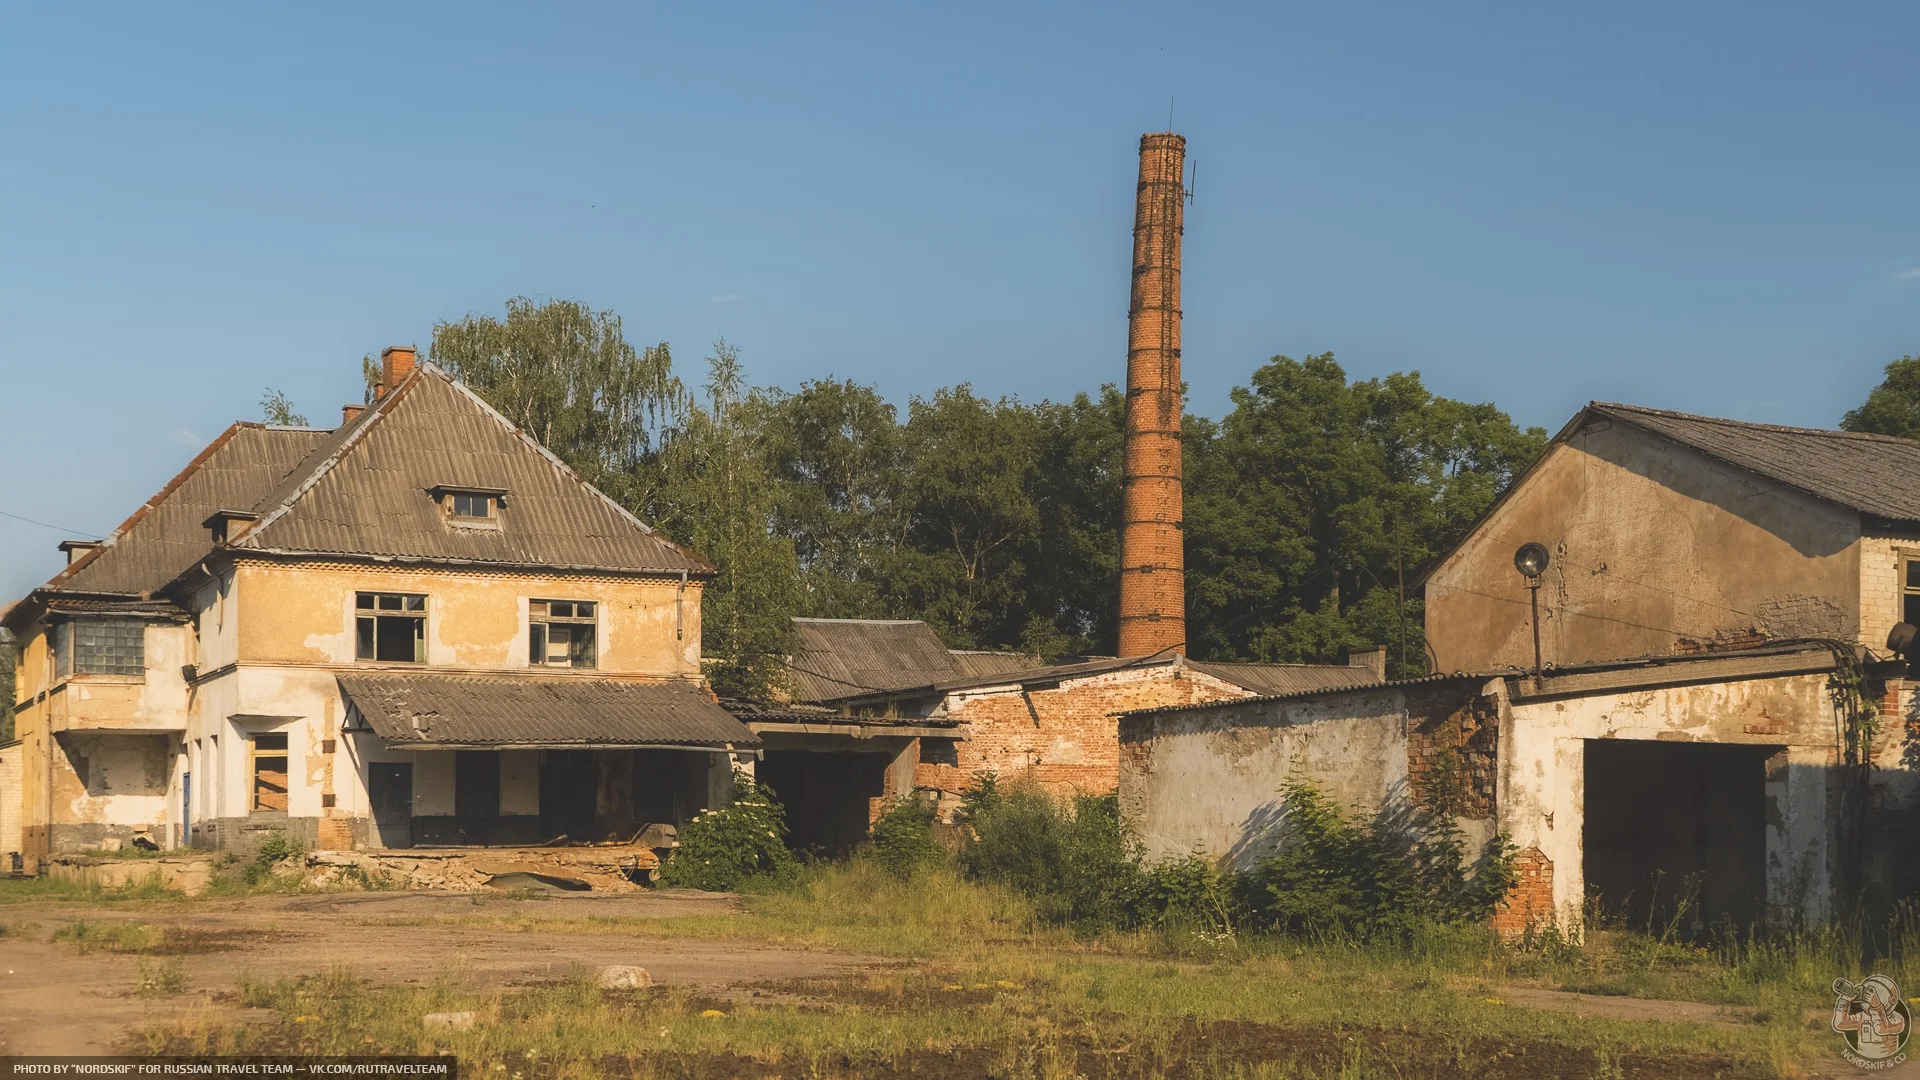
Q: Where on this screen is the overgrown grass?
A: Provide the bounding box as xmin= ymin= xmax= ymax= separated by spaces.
xmin=0 ymin=874 xmax=186 ymax=904
xmin=134 ymin=955 xmax=1788 ymax=1078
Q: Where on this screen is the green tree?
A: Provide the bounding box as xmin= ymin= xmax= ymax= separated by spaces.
xmin=1842 ymin=355 xmax=1920 ymax=439
xmin=658 ymin=342 xmax=803 ymax=698
xmin=1185 ymin=354 xmax=1543 ymax=674
xmin=759 ymin=379 xmax=911 ymax=619
xmin=0 ymin=628 xmax=16 ymax=740
xmin=1024 ymin=388 xmax=1126 ymax=656
xmin=430 ymin=297 xmax=684 ymax=512
xmin=891 ymin=386 xmax=1043 ymax=648
xmin=259 ymin=388 xmax=308 ymax=427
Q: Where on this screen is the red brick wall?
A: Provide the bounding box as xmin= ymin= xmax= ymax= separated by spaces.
xmin=1491 ymin=846 xmax=1554 ymax=937
xmin=914 ymin=665 xmax=1248 ymax=805
xmin=1405 ymin=692 xmax=1499 ymax=820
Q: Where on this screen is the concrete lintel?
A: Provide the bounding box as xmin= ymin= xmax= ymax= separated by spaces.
xmin=1510 ymin=651 xmax=1837 ymax=703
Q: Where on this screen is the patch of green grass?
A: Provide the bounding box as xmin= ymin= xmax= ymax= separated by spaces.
xmin=136 ymin=956 xmax=187 ymax=996
xmin=0 ymin=874 xmax=186 ymax=904
xmin=52 ymin=919 xmax=243 ymax=955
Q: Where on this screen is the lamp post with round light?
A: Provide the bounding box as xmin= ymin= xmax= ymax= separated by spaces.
xmin=1514 ymin=543 xmax=1550 ymax=681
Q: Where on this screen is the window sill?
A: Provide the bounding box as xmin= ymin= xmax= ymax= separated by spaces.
xmin=62 ymin=674 xmax=147 ymax=686
xmin=447 ymin=518 xmax=503 ymax=531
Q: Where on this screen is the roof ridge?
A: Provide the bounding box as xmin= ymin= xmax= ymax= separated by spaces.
xmin=231 ymin=369 xmax=417 ymax=547
xmin=1593 ymin=401 xmax=1920 ymax=447
xmin=43 ymin=421 xmax=254 ymax=595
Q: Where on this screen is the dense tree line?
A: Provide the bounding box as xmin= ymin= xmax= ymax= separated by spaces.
xmin=427 ymin=297 xmax=1547 ymax=697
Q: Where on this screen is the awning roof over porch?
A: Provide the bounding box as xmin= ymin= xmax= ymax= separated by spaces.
xmin=337 ymin=673 xmax=760 ymax=751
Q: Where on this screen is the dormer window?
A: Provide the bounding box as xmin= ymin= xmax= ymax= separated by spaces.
xmin=202 ymin=509 xmax=258 ymax=544
xmin=429 ymin=485 xmax=507 ymax=528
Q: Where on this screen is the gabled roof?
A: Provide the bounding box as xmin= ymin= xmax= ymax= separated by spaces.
xmin=39 ymin=423 xmax=330 ymax=601
xmin=227 ymin=364 xmax=709 ymax=576
xmin=1583 ymin=403 xmax=1920 ymax=525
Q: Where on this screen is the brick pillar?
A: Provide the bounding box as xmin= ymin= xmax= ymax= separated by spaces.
xmin=1119 ymin=132 xmax=1188 ymax=657
xmin=1491 ymin=846 xmax=1555 ymax=937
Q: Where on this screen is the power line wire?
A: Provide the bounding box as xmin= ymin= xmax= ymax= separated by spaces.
xmin=0 ymin=508 xmax=102 ymax=539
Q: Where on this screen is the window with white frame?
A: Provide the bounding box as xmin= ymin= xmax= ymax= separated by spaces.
xmin=529 ymin=599 xmax=597 ymax=668
xmin=1903 ymin=556 xmax=1920 ymax=628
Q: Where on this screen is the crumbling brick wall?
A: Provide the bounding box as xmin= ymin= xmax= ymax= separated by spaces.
xmin=1405 ymin=691 xmax=1499 ymax=819
xmin=1492 ymin=847 xmax=1554 ymax=937
xmin=915 ymin=666 xmax=1249 ymax=807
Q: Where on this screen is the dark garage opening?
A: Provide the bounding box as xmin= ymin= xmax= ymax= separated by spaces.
xmin=1584 ymin=739 xmax=1777 ymax=933
xmin=758 ymin=750 xmax=889 ymax=858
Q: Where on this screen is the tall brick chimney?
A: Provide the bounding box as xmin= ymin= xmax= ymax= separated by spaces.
xmin=1118 ymin=132 xmax=1187 ymax=657
xmin=374 ymin=345 xmax=417 ymax=399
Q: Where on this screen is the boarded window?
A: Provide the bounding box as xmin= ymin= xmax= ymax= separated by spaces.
xmin=355 ymin=592 xmax=426 ymax=663
xmin=73 ymin=618 xmax=144 ymax=676
xmin=529 ymin=599 xmax=597 ymax=669
xmin=252 ymin=732 xmax=289 ymax=812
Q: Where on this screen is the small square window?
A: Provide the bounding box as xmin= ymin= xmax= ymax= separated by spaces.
xmin=451 ymin=492 xmax=492 ymax=518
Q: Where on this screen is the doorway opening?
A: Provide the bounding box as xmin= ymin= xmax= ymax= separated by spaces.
xmin=758 ymin=750 xmax=889 ymax=858
xmin=1583 ymin=739 xmax=1776 ymax=934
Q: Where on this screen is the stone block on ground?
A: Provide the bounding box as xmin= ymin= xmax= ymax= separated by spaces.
xmin=597 ymin=965 xmax=653 ymax=990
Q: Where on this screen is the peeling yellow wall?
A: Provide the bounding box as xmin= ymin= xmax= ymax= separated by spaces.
xmin=234 ymin=560 xmax=703 ymax=676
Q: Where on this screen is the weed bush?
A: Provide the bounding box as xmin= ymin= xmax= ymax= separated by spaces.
xmin=659 ymin=769 xmax=799 ymax=891
xmin=864 ymin=797 xmax=944 ymax=879
xmin=956 ymin=777 xmax=1145 ymax=933
xmin=242 ymin=829 xmax=306 ymax=886
xmin=952 ymin=772 xmax=1514 ymax=941
xmin=1240 ymin=777 xmax=1515 ymax=941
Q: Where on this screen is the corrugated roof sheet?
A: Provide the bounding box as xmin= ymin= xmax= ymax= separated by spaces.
xmin=338 ymin=672 xmax=756 ymax=748
xmin=787 ymin=618 xmax=964 ymax=703
xmin=1186 ymin=660 xmax=1378 ymax=697
xmin=949 ymin=650 xmax=1046 ymax=680
xmin=1591 ymin=403 xmax=1920 ymax=523
xmin=233 ymin=367 xmax=709 ymax=575
xmin=48 ymin=424 xmax=329 ymax=599
xmin=1121 ymin=671 xmax=1486 ymax=717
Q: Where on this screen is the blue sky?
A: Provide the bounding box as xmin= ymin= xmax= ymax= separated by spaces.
xmin=3 ymin=2 xmax=1917 ymax=600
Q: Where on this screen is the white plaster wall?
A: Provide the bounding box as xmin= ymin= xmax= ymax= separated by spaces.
xmin=501 ymin=750 xmax=540 ymax=815
xmin=59 ymin=733 xmax=172 ymax=831
xmin=1120 ymin=686 xmax=1414 ymax=869
xmin=197 ymin=570 xmax=239 ymax=671
xmin=1500 ymin=672 xmax=1841 ymax=926
xmin=0 ymin=742 xmax=22 ymax=855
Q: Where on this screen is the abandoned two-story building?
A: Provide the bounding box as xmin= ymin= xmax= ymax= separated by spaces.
xmin=4 ymin=348 xmax=758 ymax=857
xmin=1120 ymin=403 xmax=1920 ymax=930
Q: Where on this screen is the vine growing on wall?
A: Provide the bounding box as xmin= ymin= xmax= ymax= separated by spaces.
xmin=1828 ymin=662 xmax=1882 ymax=767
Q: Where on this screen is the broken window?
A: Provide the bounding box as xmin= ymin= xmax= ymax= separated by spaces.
xmin=355 ymin=592 xmax=426 ymax=662
xmin=1904 ymin=558 xmax=1920 ymax=628
xmin=529 ymin=599 xmax=597 ymax=669
xmin=72 ymin=618 xmax=144 ymax=676
xmin=251 ymin=732 xmax=289 ymax=813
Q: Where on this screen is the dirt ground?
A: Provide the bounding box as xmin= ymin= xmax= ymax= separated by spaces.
xmin=6 ymin=890 xmax=1916 ymax=1079
xmin=0 ymin=890 xmax=876 ymax=1056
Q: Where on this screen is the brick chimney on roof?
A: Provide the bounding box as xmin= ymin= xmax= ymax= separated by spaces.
xmin=374 ymin=345 xmax=417 ymax=399
xmin=1118 ymin=132 xmax=1188 ymax=657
